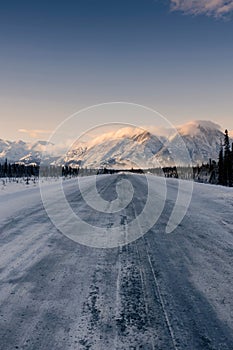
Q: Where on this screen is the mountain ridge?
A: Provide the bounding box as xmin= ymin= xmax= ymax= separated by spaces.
xmin=0 ymin=121 xmax=231 ymax=167
xmin=60 ymin=120 xmax=228 ymax=168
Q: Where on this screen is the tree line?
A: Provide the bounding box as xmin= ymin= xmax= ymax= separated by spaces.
xmin=0 ymin=160 xmax=39 ymax=178
xmin=0 ymin=161 xmax=81 ymax=178
xmin=0 ymin=160 xmax=101 ymax=179
xmin=218 ymin=130 xmax=233 ymax=187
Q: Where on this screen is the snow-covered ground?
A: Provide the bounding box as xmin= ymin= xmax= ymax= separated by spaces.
xmin=0 ymin=177 xmax=61 ymax=195
xmin=0 ymin=174 xmax=233 ymax=349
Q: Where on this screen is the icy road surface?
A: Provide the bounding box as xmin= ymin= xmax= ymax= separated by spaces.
xmin=0 ymin=174 xmax=233 ymax=350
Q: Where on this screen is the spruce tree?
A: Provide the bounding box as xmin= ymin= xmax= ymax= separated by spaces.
xmin=223 ymin=130 xmax=232 ymax=186
xmin=218 ymin=142 xmax=224 ymax=185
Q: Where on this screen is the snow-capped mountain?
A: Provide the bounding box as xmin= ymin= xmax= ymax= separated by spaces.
xmin=156 ymin=121 xmax=225 ymax=166
xmin=0 ymin=121 xmax=230 ymax=167
xmin=0 ymin=140 xmax=58 ymax=164
xmin=63 ymin=128 xmax=165 ymax=168
xmin=60 ymin=121 xmax=229 ymax=168
xmin=0 ymin=140 xmax=28 ymax=163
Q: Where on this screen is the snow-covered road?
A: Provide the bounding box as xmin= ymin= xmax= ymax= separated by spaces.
xmin=0 ymin=174 xmax=233 ymax=349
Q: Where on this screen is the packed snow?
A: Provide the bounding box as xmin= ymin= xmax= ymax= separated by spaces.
xmin=0 ymin=174 xmax=233 ymax=349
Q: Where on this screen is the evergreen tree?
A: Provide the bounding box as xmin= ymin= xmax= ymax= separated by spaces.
xmin=4 ymin=158 xmax=7 ymax=177
xmin=223 ymin=130 xmax=232 ymax=186
xmin=224 ymin=129 xmax=230 ymax=153
xmin=218 ymin=142 xmax=224 ymax=185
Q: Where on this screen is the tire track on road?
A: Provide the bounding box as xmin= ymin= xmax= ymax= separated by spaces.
xmin=129 ymin=177 xmax=179 ymax=350
xmin=143 ymin=237 xmax=179 ymax=350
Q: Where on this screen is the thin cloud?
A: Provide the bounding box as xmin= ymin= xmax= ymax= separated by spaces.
xmin=170 ymin=0 xmax=233 ymax=18
xmin=18 ymin=129 xmax=52 ymax=138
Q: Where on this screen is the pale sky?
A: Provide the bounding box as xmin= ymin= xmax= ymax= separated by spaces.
xmin=1 ymin=0 xmax=233 ymax=142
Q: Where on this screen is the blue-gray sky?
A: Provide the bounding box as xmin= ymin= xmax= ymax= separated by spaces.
xmin=1 ymin=0 xmax=233 ymax=141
